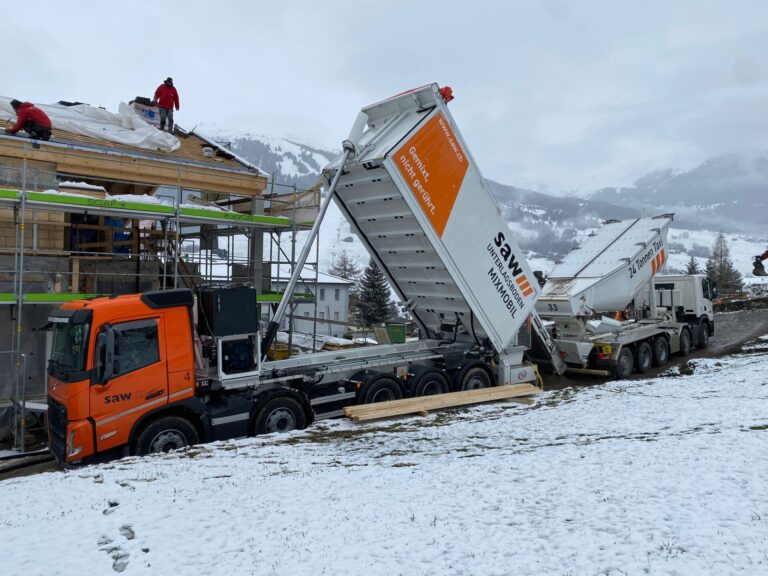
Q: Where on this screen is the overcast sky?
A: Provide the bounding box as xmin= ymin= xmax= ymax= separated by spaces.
xmin=6 ymin=1 xmax=767 ymax=193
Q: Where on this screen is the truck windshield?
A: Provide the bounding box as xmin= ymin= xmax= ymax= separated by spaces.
xmin=49 ymin=321 xmax=91 ymax=381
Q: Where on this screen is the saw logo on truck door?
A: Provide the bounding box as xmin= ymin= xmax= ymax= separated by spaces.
xmin=394 ymin=113 xmax=469 ymax=236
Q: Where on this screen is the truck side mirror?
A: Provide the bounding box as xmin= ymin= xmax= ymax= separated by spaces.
xmin=93 ymin=328 xmax=116 ymax=384
xmin=103 ymin=328 xmax=116 ymax=382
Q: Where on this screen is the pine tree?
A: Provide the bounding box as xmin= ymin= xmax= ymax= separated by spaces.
xmin=328 ymin=251 xmax=361 ymax=282
xmin=685 ymin=255 xmax=701 ymax=275
xmin=705 ymin=232 xmax=742 ymax=293
xmin=329 ymin=252 xmax=361 ymax=319
xmin=358 ymin=259 xmax=395 ymax=326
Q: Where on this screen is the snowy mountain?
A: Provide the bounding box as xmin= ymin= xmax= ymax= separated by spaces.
xmin=590 ymin=154 xmax=768 ymax=233
xmin=194 ymin=125 xmax=337 ymax=190
xmin=214 ymin=132 xmax=768 ymax=282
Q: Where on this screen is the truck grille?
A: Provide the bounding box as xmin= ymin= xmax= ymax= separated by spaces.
xmin=47 ymin=397 xmax=67 ymax=463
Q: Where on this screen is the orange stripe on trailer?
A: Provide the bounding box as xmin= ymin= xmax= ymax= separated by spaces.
xmin=515 ymin=276 xmax=528 ymax=285
xmin=518 ymin=280 xmax=531 ymax=291
xmin=522 ymin=287 xmax=534 ymax=298
xmin=652 ymin=258 xmax=658 ymax=275
xmin=660 ymin=248 xmax=666 ymax=265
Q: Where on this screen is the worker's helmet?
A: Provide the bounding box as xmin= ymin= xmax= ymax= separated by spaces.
xmin=165 ymin=77 xmax=173 ymax=85
xmin=9 ymin=99 xmax=21 ymax=110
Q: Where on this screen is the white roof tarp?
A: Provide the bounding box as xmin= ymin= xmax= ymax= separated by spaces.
xmin=0 ymin=96 xmax=180 ymax=153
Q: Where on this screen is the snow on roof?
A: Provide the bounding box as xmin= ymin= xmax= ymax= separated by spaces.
xmin=271 ymin=264 xmax=353 ymax=285
xmin=0 ymin=95 xmax=180 ymax=153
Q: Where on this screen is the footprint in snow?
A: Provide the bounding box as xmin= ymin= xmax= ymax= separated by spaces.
xmin=97 ymin=524 xmax=137 ymax=572
xmin=103 ymin=500 xmax=120 ymax=515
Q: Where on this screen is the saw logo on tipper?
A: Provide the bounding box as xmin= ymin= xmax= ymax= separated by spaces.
xmin=485 ymin=231 xmax=535 ymax=319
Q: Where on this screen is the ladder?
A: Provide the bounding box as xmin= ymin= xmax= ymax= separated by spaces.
xmin=530 ymin=311 xmax=567 ymax=376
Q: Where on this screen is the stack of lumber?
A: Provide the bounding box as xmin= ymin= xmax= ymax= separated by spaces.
xmin=343 ymin=383 xmax=541 ymax=423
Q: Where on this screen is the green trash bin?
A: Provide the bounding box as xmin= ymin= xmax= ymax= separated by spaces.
xmin=385 ymin=323 xmax=406 ymax=344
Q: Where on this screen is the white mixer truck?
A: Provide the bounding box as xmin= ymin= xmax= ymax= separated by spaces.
xmin=534 ymin=215 xmax=715 ymax=378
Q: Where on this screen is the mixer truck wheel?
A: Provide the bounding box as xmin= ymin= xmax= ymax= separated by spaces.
xmin=679 ymin=328 xmax=692 ymax=356
xmin=615 ymin=347 xmax=634 ymax=379
xmin=698 ymin=320 xmax=710 ymax=349
xmin=635 ymin=341 xmax=653 ymax=374
xmin=459 ymin=366 xmax=491 ymax=391
xmin=652 ymin=337 xmax=670 ymax=367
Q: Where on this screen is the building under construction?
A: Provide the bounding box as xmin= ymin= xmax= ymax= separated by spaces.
xmin=0 ymin=97 xmax=320 ymax=447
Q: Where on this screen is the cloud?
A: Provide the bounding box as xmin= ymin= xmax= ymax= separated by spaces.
xmin=7 ymin=0 xmax=768 ymax=192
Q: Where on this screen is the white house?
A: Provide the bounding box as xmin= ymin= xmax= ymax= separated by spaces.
xmin=266 ymin=266 xmax=353 ymax=337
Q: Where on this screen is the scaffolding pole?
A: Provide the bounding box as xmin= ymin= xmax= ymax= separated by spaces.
xmin=13 ymin=157 xmax=28 ymax=452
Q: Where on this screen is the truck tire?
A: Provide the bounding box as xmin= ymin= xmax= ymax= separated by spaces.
xmin=411 ymin=370 xmax=450 ymax=397
xmin=698 ymin=320 xmax=710 ymax=349
xmin=615 ymin=347 xmax=634 ymax=379
xmin=635 ymin=341 xmax=653 ymax=374
xmin=679 ymin=327 xmax=692 ymax=356
xmin=135 ymin=416 xmax=199 ymax=455
xmin=652 ymin=336 xmax=670 ymax=367
xmin=361 ymin=377 xmax=403 ymax=404
xmin=459 ymin=366 xmax=491 ymax=391
xmin=254 ymin=396 xmax=307 ymax=435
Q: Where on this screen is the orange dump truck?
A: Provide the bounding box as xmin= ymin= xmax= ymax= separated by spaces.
xmin=47 ymin=84 xmax=549 ymax=464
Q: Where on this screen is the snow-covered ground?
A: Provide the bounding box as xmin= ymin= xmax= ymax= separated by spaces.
xmin=2 ymin=345 xmax=767 ymax=575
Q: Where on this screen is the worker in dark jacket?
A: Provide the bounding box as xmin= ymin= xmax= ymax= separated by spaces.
xmin=153 ymin=77 xmax=180 ymax=133
xmin=5 ymin=99 xmax=52 ymax=141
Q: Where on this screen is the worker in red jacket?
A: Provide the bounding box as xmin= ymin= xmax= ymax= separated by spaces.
xmin=153 ymin=77 xmax=180 ymax=133
xmin=5 ymin=99 xmax=52 ymax=141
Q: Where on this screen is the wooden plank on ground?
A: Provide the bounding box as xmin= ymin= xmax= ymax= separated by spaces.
xmin=343 ymin=383 xmax=541 ymax=422
xmin=343 ymin=384 xmax=540 ymax=417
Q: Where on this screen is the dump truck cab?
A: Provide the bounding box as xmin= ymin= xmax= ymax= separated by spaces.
xmin=47 ymin=290 xmax=196 ymax=464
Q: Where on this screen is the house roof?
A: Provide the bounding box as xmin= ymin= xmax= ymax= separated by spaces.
xmin=0 ymin=96 xmax=267 ymax=198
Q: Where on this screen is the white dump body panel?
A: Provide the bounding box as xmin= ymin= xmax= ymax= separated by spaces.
xmin=326 ymin=84 xmax=539 ymax=352
xmin=536 ymin=215 xmax=673 ymax=317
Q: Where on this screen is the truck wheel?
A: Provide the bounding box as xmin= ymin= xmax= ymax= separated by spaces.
xmin=679 ymin=328 xmax=692 ymax=356
xmin=652 ymin=337 xmax=670 ymax=367
xmin=412 ymin=370 xmax=450 ymax=397
xmin=459 ymin=366 xmax=491 ymax=391
xmin=615 ymin=347 xmax=634 ymax=379
xmin=254 ymin=397 xmax=307 ymax=435
xmin=361 ymin=377 xmax=403 ymax=404
xmin=698 ymin=321 xmax=710 ymax=349
xmin=135 ymin=416 xmax=199 ymax=456
xmin=635 ymin=341 xmax=653 ymax=374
